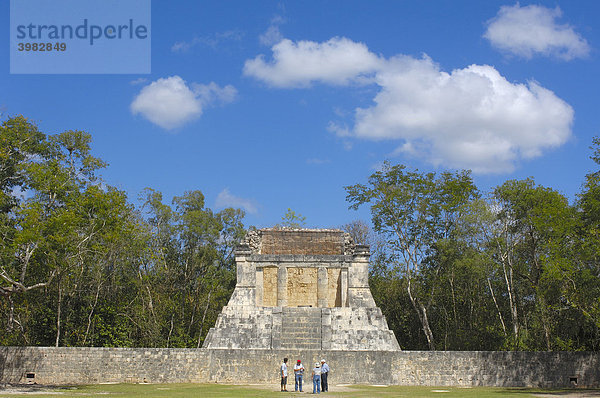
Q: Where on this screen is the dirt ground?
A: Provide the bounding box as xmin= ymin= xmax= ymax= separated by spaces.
xmin=2 ymin=384 xmax=600 ymax=397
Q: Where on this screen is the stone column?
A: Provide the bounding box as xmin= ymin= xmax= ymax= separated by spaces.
xmin=255 ymin=267 xmax=263 ymax=306
xmin=317 ymin=267 xmax=328 ymax=307
xmin=277 ymin=265 xmax=287 ymax=307
xmin=235 ymin=244 xmax=253 ymax=285
xmin=340 ymin=268 xmax=348 ymax=307
xmin=348 ymin=245 xmax=376 ymax=307
xmin=229 ymin=244 xmax=256 ymax=306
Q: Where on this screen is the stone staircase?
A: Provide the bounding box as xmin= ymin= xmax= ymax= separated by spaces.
xmin=279 ymin=307 xmax=322 ymax=350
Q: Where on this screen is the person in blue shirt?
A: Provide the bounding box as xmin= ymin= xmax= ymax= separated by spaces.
xmin=320 ymin=359 xmax=330 ymax=392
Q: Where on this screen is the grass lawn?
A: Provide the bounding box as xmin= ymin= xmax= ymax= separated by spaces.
xmin=0 ymin=383 xmax=596 ymax=397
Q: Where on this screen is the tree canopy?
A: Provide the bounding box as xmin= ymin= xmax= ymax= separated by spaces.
xmin=2 ymin=115 xmax=600 ymax=351
xmin=346 ymin=157 xmax=600 ymax=351
xmin=0 ymin=116 xmax=243 ymax=347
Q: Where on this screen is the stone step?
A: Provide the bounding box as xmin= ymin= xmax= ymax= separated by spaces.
xmin=281 ymin=333 xmax=320 ymax=338
xmin=283 ymin=317 xmax=321 ymax=322
xmin=281 ymin=339 xmax=321 ymax=344
xmin=282 ymin=330 xmax=321 ymax=336
xmin=283 ymin=323 xmax=321 ymax=328
xmin=281 ymin=343 xmax=321 ymax=350
xmin=282 ymin=331 xmax=321 ymax=337
xmin=283 ymin=307 xmax=322 ymax=313
xmin=279 ymin=308 xmax=323 ymax=350
xmin=281 ymin=341 xmax=321 ymax=346
xmin=283 ymin=310 xmax=321 ymax=315
xmin=284 ymin=316 xmax=321 ymax=321
xmin=282 ymin=339 xmax=320 ymax=343
xmin=283 ymin=326 xmax=320 ymax=331
xmin=282 ymin=324 xmax=321 ymax=328
xmin=284 ymin=314 xmax=320 ymax=318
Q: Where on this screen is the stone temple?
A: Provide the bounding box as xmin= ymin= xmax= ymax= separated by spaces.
xmin=203 ymin=228 xmax=400 ymax=351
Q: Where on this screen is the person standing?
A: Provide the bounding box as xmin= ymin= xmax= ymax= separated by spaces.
xmin=294 ymin=359 xmax=305 ymax=392
xmin=320 ymin=359 xmax=329 ymax=392
xmin=280 ymin=357 xmax=288 ymax=392
xmin=312 ymin=362 xmax=321 ymax=394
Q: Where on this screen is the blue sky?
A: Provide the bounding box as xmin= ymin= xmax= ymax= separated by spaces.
xmin=2 ymin=1 xmax=599 ymax=228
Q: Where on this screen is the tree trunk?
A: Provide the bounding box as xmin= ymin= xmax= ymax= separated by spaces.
xmin=7 ymin=296 xmax=14 ymax=331
xmin=487 ymin=277 xmax=507 ymax=337
xmin=537 ymin=292 xmax=552 ymax=351
xmin=55 ymin=283 xmax=62 ymax=347
xmin=419 ymin=303 xmax=435 ymax=350
xmin=503 ymin=261 xmax=519 ymax=347
xmin=166 ymin=313 xmax=174 ymax=348
xmin=197 ymin=289 xmax=213 ymax=348
xmin=407 ymin=278 xmax=435 ymax=350
xmin=83 ymin=282 xmax=101 ymax=345
xmin=497 ymin=233 xmax=519 ymax=348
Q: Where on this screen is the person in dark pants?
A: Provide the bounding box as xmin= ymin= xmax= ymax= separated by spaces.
xmin=280 ymin=357 xmax=288 ymax=392
xmin=320 ymin=359 xmax=329 ymax=392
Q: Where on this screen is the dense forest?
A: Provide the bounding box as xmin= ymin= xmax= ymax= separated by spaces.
xmin=1 ymin=116 xmax=599 ymax=351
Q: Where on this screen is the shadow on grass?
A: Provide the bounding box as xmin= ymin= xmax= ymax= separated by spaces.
xmin=501 ymin=388 xmax=600 ymax=395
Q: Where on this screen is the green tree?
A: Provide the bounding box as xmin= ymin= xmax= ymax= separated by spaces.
xmin=346 ymin=163 xmax=478 ymax=350
xmin=0 ymin=118 xmax=148 ymax=347
xmin=138 ymin=189 xmax=244 ymax=348
xmin=0 ymin=116 xmax=52 ymax=299
xmin=278 ymin=208 xmax=306 ymax=228
xmin=492 ymin=179 xmax=576 ymax=350
xmin=571 ymin=137 xmax=600 ymax=346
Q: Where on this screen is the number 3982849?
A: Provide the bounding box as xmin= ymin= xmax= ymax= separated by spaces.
xmin=17 ymin=42 xmax=67 ymax=51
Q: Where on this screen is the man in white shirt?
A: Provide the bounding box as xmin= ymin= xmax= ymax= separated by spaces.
xmin=293 ymin=359 xmax=305 ymax=392
xmin=321 ymin=359 xmax=330 ymax=392
xmin=312 ymin=362 xmax=321 ymax=394
xmin=280 ymin=357 xmax=288 ymax=392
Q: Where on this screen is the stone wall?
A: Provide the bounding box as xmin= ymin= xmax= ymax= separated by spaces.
xmin=262 ymin=267 xmax=278 ymax=307
xmin=327 ymin=268 xmax=342 ymax=307
xmin=327 ymin=308 xmax=400 ymax=351
xmin=260 ymin=230 xmax=345 ymax=255
xmin=286 ymin=267 xmax=318 ymax=307
xmin=1 ymin=347 xmax=599 ymax=388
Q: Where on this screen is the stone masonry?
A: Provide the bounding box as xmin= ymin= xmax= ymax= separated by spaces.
xmin=202 ymin=228 xmax=400 ymax=351
xmin=2 ymin=347 xmax=599 ymax=388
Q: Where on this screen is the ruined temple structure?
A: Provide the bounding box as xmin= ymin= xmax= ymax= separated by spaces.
xmin=203 ymin=228 xmax=400 ymax=351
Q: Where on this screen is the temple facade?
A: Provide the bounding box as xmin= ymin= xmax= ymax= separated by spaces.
xmin=203 ymin=228 xmax=400 ymax=351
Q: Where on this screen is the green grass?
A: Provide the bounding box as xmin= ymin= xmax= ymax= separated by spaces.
xmin=0 ymin=383 xmax=595 ymax=397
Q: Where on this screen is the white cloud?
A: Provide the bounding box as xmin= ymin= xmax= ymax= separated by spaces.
xmin=130 ymin=76 xmax=237 ymax=130
xmin=172 ymin=30 xmax=243 ymax=52
xmin=244 ymin=37 xmax=382 ymax=88
xmin=326 ymin=121 xmax=350 ymax=137
xmin=131 ymin=76 xmax=200 ymax=130
xmin=130 ymin=77 xmax=148 ymax=85
xmin=484 ymin=4 xmax=590 ymax=60
xmin=259 ymin=15 xmax=285 ymax=46
xmin=354 ymin=56 xmax=573 ymax=173
xmin=215 ymin=188 xmax=258 ymax=214
xmin=259 ymin=25 xmax=284 ymax=47
xmin=244 ymin=37 xmax=574 ymax=173
xmin=192 ymin=81 xmax=238 ymax=105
